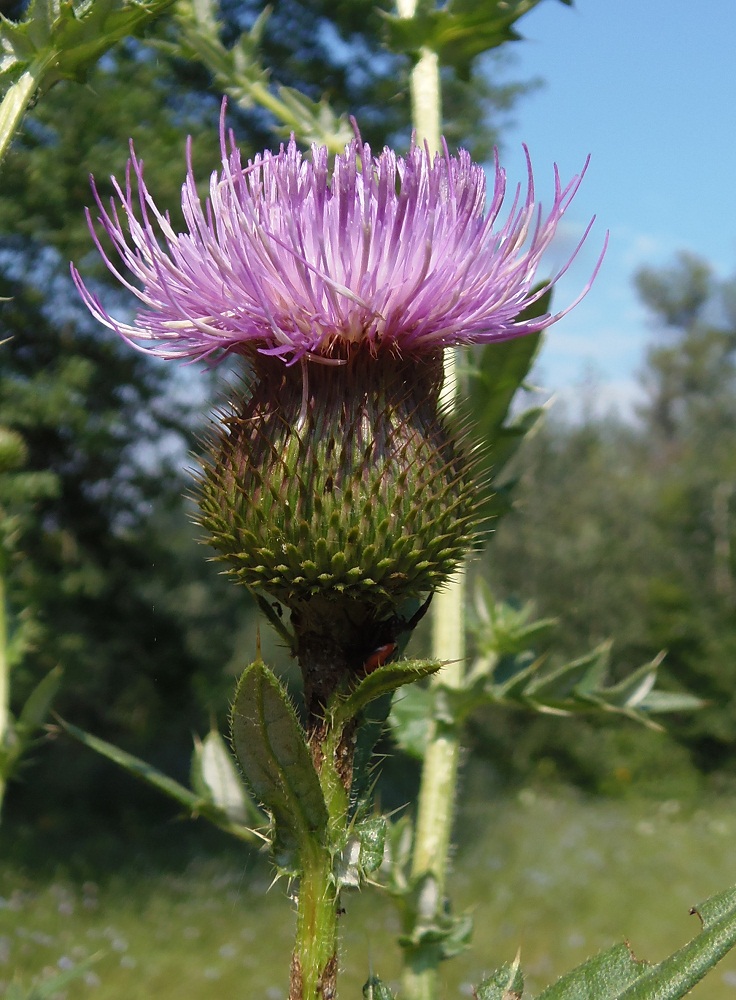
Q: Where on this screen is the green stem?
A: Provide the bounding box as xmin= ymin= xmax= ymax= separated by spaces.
xmin=0 ymin=58 xmax=51 ymax=166
xmin=291 ymin=712 xmax=351 ymax=999
xmin=402 ymin=571 xmax=465 ymax=1000
xmin=292 ymin=844 xmax=339 ymax=1000
xmin=394 ymin=18 xmax=467 ymax=996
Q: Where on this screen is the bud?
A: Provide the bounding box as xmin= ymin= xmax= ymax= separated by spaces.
xmin=199 ymin=348 xmax=481 ymax=701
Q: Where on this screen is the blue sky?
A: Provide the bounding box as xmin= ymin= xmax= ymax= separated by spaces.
xmin=493 ymin=0 xmax=736 ymax=418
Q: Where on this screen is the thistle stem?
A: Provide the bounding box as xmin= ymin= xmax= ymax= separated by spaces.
xmin=0 ymin=60 xmax=50 ymax=165
xmin=394 ymin=14 xmax=467 ymax=998
xmin=290 ymin=700 xmax=352 ymax=1000
xmin=292 ymin=844 xmax=339 ymax=1000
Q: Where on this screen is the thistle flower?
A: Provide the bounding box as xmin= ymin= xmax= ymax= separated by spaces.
xmin=71 ymin=107 xmax=603 ymax=367
xmin=72 ymin=107 xmax=603 ymax=706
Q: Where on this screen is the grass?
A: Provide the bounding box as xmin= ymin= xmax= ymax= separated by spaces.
xmin=3 ymin=783 xmax=736 ymax=998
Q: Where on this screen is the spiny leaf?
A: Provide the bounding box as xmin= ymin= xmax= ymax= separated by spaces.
xmin=334 ymin=658 xmax=442 ymax=726
xmin=383 ymin=0 xmax=571 ymax=77
xmin=474 ymin=956 xmax=524 ymax=999
xmin=0 ymin=0 xmax=176 ymax=86
xmin=536 ymin=942 xmax=646 ymax=999
xmin=230 ymin=659 xmax=328 ymax=866
xmin=617 ymin=884 xmax=736 ymax=999
xmin=170 ymin=0 xmax=351 ymax=151
xmin=535 ymin=884 xmax=736 ymax=998
xmin=363 ymin=976 xmax=396 ymax=1000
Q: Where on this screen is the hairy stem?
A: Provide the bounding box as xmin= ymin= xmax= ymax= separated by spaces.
xmin=394 ymin=11 xmax=467 ymax=999
xmin=0 ymin=63 xmax=47 ymax=165
xmin=290 ymin=695 xmax=352 ymax=1000
xmin=291 ymin=844 xmax=339 ymax=1000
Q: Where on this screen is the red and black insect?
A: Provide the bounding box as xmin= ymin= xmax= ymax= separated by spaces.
xmin=359 ymin=593 xmax=434 ymax=674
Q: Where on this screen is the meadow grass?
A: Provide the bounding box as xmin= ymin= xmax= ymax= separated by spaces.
xmin=3 ymin=783 xmax=736 ymax=998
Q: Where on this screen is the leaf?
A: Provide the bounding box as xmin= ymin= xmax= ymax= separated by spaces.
xmin=637 ymin=691 xmax=706 ymax=714
xmin=363 ymin=976 xmax=396 ymax=1000
xmin=16 ymin=664 xmax=61 ymax=737
xmin=59 ymin=718 xmax=257 ymax=843
xmin=335 ymin=815 xmax=386 ymax=889
xmin=356 ymin=815 xmax=387 ymax=875
xmin=171 ymin=0 xmax=352 ymax=152
xmin=474 ymin=956 xmax=524 ymax=999
xmin=0 ymin=0 xmax=177 ymax=87
xmin=398 ymin=872 xmax=474 ymax=959
xmin=191 ymin=727 xmax=261 ymax=826
xmin=334 ymin=658 xmax=442 ymax=726
xmin=616 ymin=884 xmax=736 ymax=999
xmin=537 ymin=942 xmax=646 ymax=999
xmin=460 ymin=326 xmax=545 ymax=441
xmin=524 ymin=644 xmax=611 ymax=704
xmin=535 ymin=884 xmax=736 ymax=999
xmin=230 ymin=659 xmax=328 ymax=867
xmin=387 ymin=684 xmax=434 ymax=759
xmin=383 ymin=0 xmax=569 ymax=77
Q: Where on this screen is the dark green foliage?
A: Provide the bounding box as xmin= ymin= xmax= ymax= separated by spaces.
xmin=383 ymin=0 xmax=572 ymax=80
xmin=0 ymin=247 xmax=249 ymax=752
xmin=486 ymin=252 xmax=736 ymax=783
xmin=230 ymin=659 xmax=328 ymax=870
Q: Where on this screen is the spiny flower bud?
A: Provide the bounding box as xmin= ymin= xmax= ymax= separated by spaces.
xmin=199 ymin=349 xmax=479 ymax=629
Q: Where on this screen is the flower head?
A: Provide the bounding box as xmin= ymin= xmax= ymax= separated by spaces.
xmin=72 ymin=105 xmax=604 ymax=366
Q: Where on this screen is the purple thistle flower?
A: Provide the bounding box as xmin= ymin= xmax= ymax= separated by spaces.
xmin=72 ymin=105 xmax=605 ymax=366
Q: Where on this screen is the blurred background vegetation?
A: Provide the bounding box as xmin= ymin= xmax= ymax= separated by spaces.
xmin=0 ymin=0 xmax=735 ymax=900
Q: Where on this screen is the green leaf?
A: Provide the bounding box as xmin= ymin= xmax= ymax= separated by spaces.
xmin=637 ymin=690 xmax=707 ymax=714
xmin=363 ymin=976 xmax=396 ymax=1000
xmin=170 ymin=0 xmax=352 ymax=152
xmin=383 ymin=0 xmax=567 ymax=77
xmin=356 ymin=815 xmax=387 ymax=875
xmin=230 ymin=659 xmax=328 ymax=867
xmin=387 ymin=684 xmax=434 ymax=759
xmin=16 ymin=664 xmax=61 ymax=737
xmin=460 ymin=325 xmax=545 ymax=442
xmin=535 ymin=884 xmax=736 ymax=999
xmin=398 ymin=872 xmax=474 ymax=959
xmin=474 ymin=957 xmax=524 ymax=999
xmin=616 ymin=884 xmax=736 ymax=999
xmin=537 ymin=942 xmax=646 ymax=999
xmin=334 ymin=658 xmax=442 ymax=726
xmin=0 ymin=0 xmax=176 ymax=162
xmin=336 ymin=815 xmax=387 ymax=889
xmin=0 ymin=0 xmax=177 ymax=87
xmin=59 ymin=718 xmax=257 ymax=843
xmin=191 ymin=727 xmax=262 ymax=826
xmin=524 ymin=644 xmax=611 ymax=705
